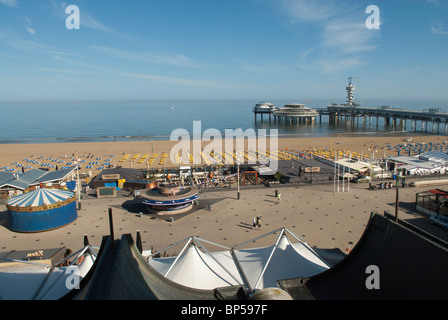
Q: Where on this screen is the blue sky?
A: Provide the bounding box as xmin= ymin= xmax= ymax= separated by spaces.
xmin=0 ymin=0 xmax=447 ymax=102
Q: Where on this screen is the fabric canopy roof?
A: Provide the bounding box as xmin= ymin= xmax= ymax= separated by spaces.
xmin=233 ymin=233 xmax=330 ymax=291
xmin=147 ymin=228 xmax=331 ymax=293
xmin=149 ymin=242 xmax=242 ymax=290
xmin=6 ymin=188 xmax=75 ymax=208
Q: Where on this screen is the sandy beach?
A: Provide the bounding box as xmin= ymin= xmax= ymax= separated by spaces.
xmin=1 ymin=134 xmax=446 ymax=175
xmin=2 ymin=134 xmax=448 ymax=257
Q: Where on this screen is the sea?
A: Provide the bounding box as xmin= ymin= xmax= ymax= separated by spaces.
xmin=1 ymin=99 xmax=447 ymax=144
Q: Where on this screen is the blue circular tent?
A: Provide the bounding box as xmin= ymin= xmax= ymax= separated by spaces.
xmin=6 ymin=188 xmax=77 ymax=233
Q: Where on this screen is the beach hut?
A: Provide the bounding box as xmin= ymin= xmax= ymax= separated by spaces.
xmin=6 ymin=188 xmax=78 ymax=233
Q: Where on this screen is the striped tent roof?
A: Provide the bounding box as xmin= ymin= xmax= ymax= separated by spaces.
xmin=6 ymin=188 xmax=75 ymax=208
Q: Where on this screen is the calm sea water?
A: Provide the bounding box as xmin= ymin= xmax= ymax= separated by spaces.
xmin=0 ymin=99 xmax=447 ymax=144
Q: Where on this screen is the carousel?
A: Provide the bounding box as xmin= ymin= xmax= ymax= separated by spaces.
xmin=6 ymin=188 xmax=78 ymax=233
xmin=139 ymin=182 xmax=199 ymax=215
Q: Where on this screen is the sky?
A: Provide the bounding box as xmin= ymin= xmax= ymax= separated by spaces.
xmin=0 ymin=0 xmax=447 ymax=102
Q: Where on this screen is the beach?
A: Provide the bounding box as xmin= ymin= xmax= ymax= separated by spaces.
xmin=1 ymin=134 xmax=446 ymax=175
xmin=2 ymin=134 xmax=448 ymax=256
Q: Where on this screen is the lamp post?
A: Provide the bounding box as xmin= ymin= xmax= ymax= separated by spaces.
xmin=236 ymin=151 xmax=241 ymax=200
xmin=368 ymin=143 xmax=378 ymax=190
xmin=75 ymin=149 xmax=81 ymax=210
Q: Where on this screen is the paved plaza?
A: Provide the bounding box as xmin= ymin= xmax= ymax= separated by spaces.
xmin=1 ymin=182 xmax=448 ymax=256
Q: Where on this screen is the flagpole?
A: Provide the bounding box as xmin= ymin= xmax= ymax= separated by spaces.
xmin=76 ymin=148 xmax=81 ymax=210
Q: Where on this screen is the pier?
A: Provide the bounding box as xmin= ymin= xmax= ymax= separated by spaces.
xmin=253 ymin=77 xmax=448 ymax=134
xmin=320 ymin=105 xmax=448 ymax=134
xmin=254 ymin=103 xmax=448 ymax=134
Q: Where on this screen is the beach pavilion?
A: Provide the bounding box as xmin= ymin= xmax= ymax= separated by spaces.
xmin=388 ymin=152 xmax=447 ymax=176
xmin=6 ymin=188 xmax=78 ymax=233
xmin=90 ymin=167 xmax=142 ymax=189
xmin=0 ymin=167 xmax=77 ymax=199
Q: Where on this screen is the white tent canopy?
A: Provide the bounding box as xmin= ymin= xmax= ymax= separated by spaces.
xmin=146 ymin=228 xmax=331 ymax=293
xmin=0 ymin=245 xmax=97 ymax=300
xmin=148 ymin=238 xmax=242 ymax=290
xmin=233 ymin=231 xmax=330 ymax=291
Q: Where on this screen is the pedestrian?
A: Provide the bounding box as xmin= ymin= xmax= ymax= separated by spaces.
xmin=257 ymin=215 xmax=262 ymax=230
xmin=253 ymin=216 xmax=257 ymax=230
xmin=276 ymin=193 xmax=282 ymax=204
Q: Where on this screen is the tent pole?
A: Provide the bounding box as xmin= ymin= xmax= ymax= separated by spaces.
xmin=148 ymin=236 xmax=196 ymax=258
xmin=230 ymin=249 xmax=252 ymax=292
xmin=164 ymin=238 xmax=193 ymax=277
xmin=195 ymin=239 xmax=243 ymax=286
xmin=233 ymin=227 xmax=284 ymax=249
xmin=252 ymin=230 xmax=285 ymax=292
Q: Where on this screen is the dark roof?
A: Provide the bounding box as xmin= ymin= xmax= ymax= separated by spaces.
xmin=37 ymin=166 xmax=76 ymax=183
xmin=63 ymin=234 xmax=246 ymax=300
xmin=279 ymin=213 xmax=448 ymax=300
xmin=92 ymin=168 xmax=143 ymax=182
xmin=0 ymin=169 xmax=47 ymax=190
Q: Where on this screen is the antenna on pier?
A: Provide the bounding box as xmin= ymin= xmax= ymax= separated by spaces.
xmin=346 ymin=76 xmax=359 ymax=107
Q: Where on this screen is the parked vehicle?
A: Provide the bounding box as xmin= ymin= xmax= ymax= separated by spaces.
xmin=430 ymin=215 xmax=448 ymax=230
xmin=351 ymin=175 xmax=371 ymax=183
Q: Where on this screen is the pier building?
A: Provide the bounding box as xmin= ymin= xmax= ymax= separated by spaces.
xmin=273 ymin=103 xmax=319 ymax=123
xmin=253 ymin=102 xmax=277 ymax=121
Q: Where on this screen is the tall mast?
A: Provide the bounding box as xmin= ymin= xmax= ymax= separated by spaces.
xmin=346 ymin=76 xmax=356 ymax=107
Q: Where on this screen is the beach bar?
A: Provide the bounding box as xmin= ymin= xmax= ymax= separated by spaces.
xmin=6 ymin=188 xmax=78 ymax=233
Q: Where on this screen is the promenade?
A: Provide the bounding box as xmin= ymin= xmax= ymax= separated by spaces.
xmin=2 ymin=182 xmax=448 ymax=256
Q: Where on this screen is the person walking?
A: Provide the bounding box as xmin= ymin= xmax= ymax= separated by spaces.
xmin=252 ymin=216 xmax=257 ymax=230
xmin=256 ymin=215 xmax=262 ymax=231
xmin=276 ymin=192 xmax=282 ymax=204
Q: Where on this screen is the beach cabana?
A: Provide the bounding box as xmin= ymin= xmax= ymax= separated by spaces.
xmin=6 ymin=188 xmax=78 ymax=233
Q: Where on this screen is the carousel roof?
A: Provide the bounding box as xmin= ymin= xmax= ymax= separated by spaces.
xmin=6 ymin=188 xmax=75 ymax=208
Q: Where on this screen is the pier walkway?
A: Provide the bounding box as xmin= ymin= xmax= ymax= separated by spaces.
xmin=318 ymin=105 xmax=448 ymax=134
